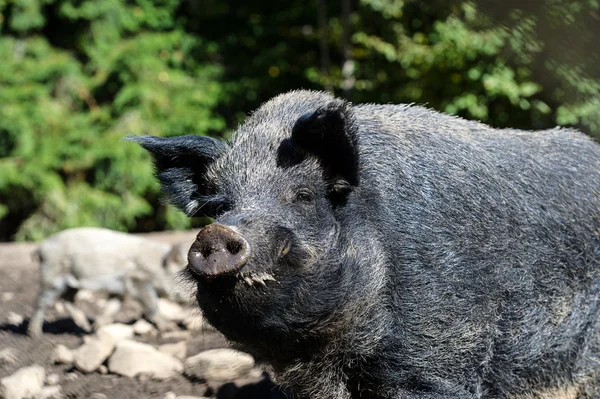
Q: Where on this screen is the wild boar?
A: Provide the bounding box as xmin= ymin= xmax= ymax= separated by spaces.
xmin=130 ymin=90 xmax=600 ymax=398
xmin=28 ymin=227 xmax=188 ymax=336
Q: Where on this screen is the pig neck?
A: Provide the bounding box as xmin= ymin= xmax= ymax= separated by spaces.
xmin=273 ymin=309 xmax=391 ymax=399
xmin=275 ymin=232 xmax=393 ymax=399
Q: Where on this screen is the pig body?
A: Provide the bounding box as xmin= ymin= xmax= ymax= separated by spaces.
xmin=131 ymin=91 xmax=600 ymax=398
xmin=28 ymin=227 xmax=183 ymax=336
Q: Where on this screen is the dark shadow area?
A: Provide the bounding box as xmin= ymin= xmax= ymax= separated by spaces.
xmin=216 ymin=372 xmax=296 ymax=399
xmin=0 ymin=318 xmax=89 ymax=336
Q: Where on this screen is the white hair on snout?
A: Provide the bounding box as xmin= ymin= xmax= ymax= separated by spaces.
xmin=239 ymin=271 xmax=277 ymax=287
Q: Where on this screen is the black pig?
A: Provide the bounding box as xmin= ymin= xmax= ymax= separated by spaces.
xmin=129 ymin=90 xmax=600 ymax=399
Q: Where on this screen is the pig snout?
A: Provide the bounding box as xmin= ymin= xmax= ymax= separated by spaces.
xmin=188 ymin=224 xmax=251 ymax=277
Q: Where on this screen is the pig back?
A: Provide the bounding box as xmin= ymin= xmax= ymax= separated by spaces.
xmin=39 ymin=227 xmax=171 ymax=281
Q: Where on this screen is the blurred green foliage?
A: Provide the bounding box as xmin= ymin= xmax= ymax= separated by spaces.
xmin=0 ymin=0 xmax=598 ymax=241
xmin=0 ymin=0 xmax=223 ymax=240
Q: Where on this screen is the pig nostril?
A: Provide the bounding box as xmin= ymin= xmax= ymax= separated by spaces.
xmin=200 ymin=244 xmax=213 ymax=259
xmin=226 ymin=240 xmax=242 ymax=255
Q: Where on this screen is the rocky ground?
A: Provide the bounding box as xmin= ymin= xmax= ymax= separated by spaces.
xmin=0 ymin=231 xmax=291 ymax=399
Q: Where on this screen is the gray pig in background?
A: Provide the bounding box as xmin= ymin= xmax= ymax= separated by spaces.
xmin=130 ymin=90 xmax=600 ymax=399
xmin=28 ymin=227 xmax=188 ymax=336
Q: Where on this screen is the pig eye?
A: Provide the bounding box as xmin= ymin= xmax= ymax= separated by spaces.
xmin=293 ymin=188 xmax=315 ymax=203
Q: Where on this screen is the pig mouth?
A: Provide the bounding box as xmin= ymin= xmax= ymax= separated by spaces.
xmin=238 ymin=270 xmax=277 ymax=287
xmin=183 ymin=264 xmax=277 ymax=289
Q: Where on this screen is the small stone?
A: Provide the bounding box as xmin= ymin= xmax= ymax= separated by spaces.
xmin=104 ymin=298 xmax=122 ymax=314
xmin=73 ymin=334 xmax=116 ymax=373
xmin=96 ymin=323 xmax=134 ymax=342
xmin=54 ymin=302 xmax=66 ymax=315
xmin=45 ymin=373 xmax=60 ymax=386
xmin=51 ymin=344 xmax=74 ymax=365
xmin=184 ymin=349 xmax=255 ymax=382
xmin=0 ymin=348 xmax=18 ymax=366
xmin=162 ymin=330 xmax=191 ymax=341
xmin=108 ymin=340 xmax=183 ymax=380
xmin=0 ymin=365 xmax=45 ymax=399
xmin=158 ymin=341 xmax=187 ymax=360
xmin=182 ymin=313 xmax=206 ymax=331
xmin=98 ymin=365 xmax=108 ymax=375
xmin=64 ymin=302 xmax=92 ymax=333
xmin=93 ymin=298 xmax=122 ymax=329
xmin=64 ymin=372 xmax=79 ymax=381
xmin=7 ymin=312 xmax=23 ymax=326
xmin=2 ymin=292 xmax=14 ymax=301
xmin=133 ymin=319 xmax=155 ymax=335
xmin=39 ymin=385 xmax=62 ymax=399
xmin=75 ymin=289 xmax=95 ymax=302
xmin=155 ymin=319 xmax=180 ymax=333
xmin=163 ymin=392 xmax=177 ymax=399
xmin=158 ymin=299 xmax=188 ymax=322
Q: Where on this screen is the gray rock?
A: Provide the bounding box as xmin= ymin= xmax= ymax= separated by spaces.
xmin=7 ymin=312 xmax=23 ymax=326
xmin=132 ymin=319 xmax=155 ymax=335
xmin=184 ymin=349 xmax=255 ymax=382
xmin=45 ymin=373 xmax=60 ymax=386
xmin=96 ymin=323 xmax=134 ymax=342
xmin=73 ymin=334 xmax=115 ymax=373
xmin=53 ymin=302 xmax=66 ymax=315
xmin=74 ymin=289 xmax=96 ymax=303
xmin=39 ymin=386 xmax=62 ymax=399
xmin=2 ymin=292 xmax=14 ymax=301
xmin=158 ymin=341 xmax=187 ymax=360
xmin=64 ymin=372 xmax=79 ymax=381
xmin=50 ymin=345 xmax=74 ymax=365
xmin=161 ymin=331 xmax=191 ymax=341
xmin=0 ymin=365 xmax=45 ymax=399
xmin=63 ymin=302 xmax=92 ymax=333
xmin=108 ymin=340 xmax=183 ymax=380
xmin=0 ymin=348 xmax=18 ymax=366
xmin=93 ymin=298 xmax=122 ymax=329
xmin=158 ymin=299 xmax=187 ymax=322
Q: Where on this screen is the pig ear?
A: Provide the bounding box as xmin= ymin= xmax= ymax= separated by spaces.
xmin=126 ymin=135 xmax=227 ymax=216
xmin=291 ymin=101 xmax=359 ymax=196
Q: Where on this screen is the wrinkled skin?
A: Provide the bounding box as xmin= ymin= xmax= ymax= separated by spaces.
xmin=130 ymin=90 xmax=600 ymax=399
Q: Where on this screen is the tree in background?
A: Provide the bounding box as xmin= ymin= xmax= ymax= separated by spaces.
xmin=185 ymin=0 xmax=599 ymax=133
xmin=0 ymin=0 xmax=598 ymax=241
xmin=0 ymin=0 xmax=224 ymax=240
xmin=303 ymin=0 xmax=600 ymax=133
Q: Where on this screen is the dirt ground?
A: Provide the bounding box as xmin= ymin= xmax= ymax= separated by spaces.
xmin=0 ymin=231 xmax=289 ymax=399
